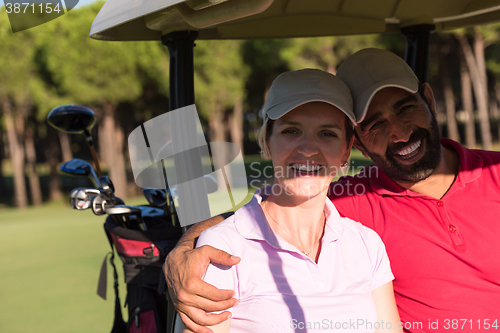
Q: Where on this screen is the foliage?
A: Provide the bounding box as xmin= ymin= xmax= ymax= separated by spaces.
xmin=33 ymin=2 xmax=169 ymax=115
xmin=280 ymin=34 xmax=385 ymax=72
xmin=194 ymin=39 xmax=249 ymax=119
xmin=0 ymin=8 xmax=38 ymax=106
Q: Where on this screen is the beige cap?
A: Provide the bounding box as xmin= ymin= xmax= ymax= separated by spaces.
xmin=336 ymin=48 xmax=419 ymax=123
xmin=264 ymin=69 xmax=356 ymax=125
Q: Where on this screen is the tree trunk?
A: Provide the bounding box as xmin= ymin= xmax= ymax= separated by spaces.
xmin=489 ymin=99 xmax=499 ymax=142
xmin=25 ymin=126 xmax=42 ymax=206
xmin=2 ymin=98 xmax=28 ymax=207
xmin=457 ymin=32 xmax=492 ymax=150
xmin=229 ymin=98 xmax=244 ymax=155
xmin=99 ymin=103 xmax=127 ymax=199
xmin=460 ymin=52 xmax=476 ymax=148
xmin=45 ymin=128 xmax=63 ymax=201
xmin=209 ymin=107 xmax=228 ymax=192
xmin=441 ymin=59 xmax=460 ymax=142
xmin=474 ymin=28 xmax=488 ymax=98
xmin=58 ymin=132 xmax=73 ymax=162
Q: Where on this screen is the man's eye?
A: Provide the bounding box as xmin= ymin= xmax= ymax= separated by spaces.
xmin=369 ymin=121 xmax=383 ymax=131
xmin=400 ymin=105 xmax=413 ymax=113
xmin=321 ymin=132 xmax=337 ymax=138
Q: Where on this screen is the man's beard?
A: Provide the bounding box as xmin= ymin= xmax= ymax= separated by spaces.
xmin=366 ymin=117 xmax=442 ymax=183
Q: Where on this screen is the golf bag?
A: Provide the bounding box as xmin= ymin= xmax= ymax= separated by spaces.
xmin=97 ymin=215 xmax=182 ymax=333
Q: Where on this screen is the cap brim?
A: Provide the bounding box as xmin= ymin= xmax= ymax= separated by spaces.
xmin=355 ymin=77 xmax=419 ymax=123
xmin=267 ymin=95 xmax=356 ymax=125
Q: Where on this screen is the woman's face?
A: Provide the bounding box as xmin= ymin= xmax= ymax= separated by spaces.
xmin=268 ymin=101 xmax=352 ymax=200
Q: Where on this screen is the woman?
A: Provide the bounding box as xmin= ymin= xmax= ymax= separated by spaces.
xmin=183 ymin=69 xmax=401 ymax=333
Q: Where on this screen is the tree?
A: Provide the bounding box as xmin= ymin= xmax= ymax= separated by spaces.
xmin=280 ymin=35 xmax=384 ymax=74
xmin=194 ymin=39 xmax=249 ymax=144
xmin=36 ymin=2 xmax=169 ymax=198
xmin=194 ymin=39 xmax=249 ymax=190
xmin=460 ymin=51 xmax=476 ymax=147
xmin=455 ymin=26 xmax=500 ymax=150
xmin=0 ymin=9 xmax=41 ymax=207
xmin=435 ymin=35 xmax=460 ymax=142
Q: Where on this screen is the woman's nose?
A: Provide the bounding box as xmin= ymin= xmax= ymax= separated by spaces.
xmin=297 ymin=136 xmax=319 ymax=157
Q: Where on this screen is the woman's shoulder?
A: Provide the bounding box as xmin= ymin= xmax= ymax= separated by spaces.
xmin=338 ymin=216 xmax=384 ymax=244
xmin=198 ymin=213 xmax=240 ymax=243
xmin=197 ymin=200 xmax=256 ymax=249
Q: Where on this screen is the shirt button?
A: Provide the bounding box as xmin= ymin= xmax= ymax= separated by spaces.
xmin=437 ymin=201 xmax=444 ymax=207
xmin=449 ymin=225 xmax=457 ymax=233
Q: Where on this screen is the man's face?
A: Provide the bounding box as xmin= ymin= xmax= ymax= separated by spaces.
xmin=354 ymin=85 xmax=442 ymax=183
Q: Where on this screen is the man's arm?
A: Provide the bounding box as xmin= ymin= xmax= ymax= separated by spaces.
xmin=165 ymin=213 xmax=241 ymax=333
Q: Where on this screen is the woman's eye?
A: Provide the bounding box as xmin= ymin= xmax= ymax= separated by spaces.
xmin=282 ymin=129 xmax=298 ymax=134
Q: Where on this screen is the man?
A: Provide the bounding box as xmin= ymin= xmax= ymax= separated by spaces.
xmin=165 ymin=48 xmax=500 ymax=333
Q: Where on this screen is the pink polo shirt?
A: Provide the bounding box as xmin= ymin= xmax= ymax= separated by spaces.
xmin=197 ymin=187 xmax=394 ymax=333
xmin=329 ymin=139 xmax=500 ymax=332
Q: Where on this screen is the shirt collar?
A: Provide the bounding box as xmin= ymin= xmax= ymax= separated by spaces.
xmin=234 ymin=186 xmax=345 ymax=253
xmin=367 ymin=138 xmax=482 ymax=197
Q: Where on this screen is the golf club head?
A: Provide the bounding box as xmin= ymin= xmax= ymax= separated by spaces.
xmin=91 ymin=194 xmax=109 ymax=216
xmin=60 ymin=158 xmax=100 ymax=188
xmin=105 ymin=205 xmax=142 ymax=215
xmin=47 ymin=105 xmax=96 ymax=135
xmin=70 ymin=187 xmax=100 ymax=210
xmin=99 ymin=176 xmax=115 ymax=196
xmin=143 ymin=188 xmax=167 ymax=207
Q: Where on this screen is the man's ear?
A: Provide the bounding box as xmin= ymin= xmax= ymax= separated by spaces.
xmin=422 ymin=83 xmax=437 ymax=117
xmin=353 ymin=136 xmax=369 ymax=158
xmin=342 ymin=137 xmax=354 ymax=163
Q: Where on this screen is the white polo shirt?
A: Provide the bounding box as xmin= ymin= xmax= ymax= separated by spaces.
xmin=197 ymin=187 xmax=394 ymax=332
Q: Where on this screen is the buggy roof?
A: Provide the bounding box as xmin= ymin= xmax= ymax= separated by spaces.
xmin=90 ymin=0 xmax=500 ymax=41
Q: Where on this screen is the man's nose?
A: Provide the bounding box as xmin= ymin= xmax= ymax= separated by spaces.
xmin=297 ymin=135 xmax=319 ymax=157
xmin=390 ymin=119 xmax=412 ymax=143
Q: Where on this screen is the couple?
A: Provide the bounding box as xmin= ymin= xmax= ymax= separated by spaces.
xmin=170 ymin=48 xmax=500 ymax=333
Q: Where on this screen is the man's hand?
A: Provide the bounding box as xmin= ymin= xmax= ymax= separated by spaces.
xmin=165 ymin=215 xmax=240 ymax=333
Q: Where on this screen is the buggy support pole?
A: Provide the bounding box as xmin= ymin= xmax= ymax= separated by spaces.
xmin=401 ymin=24 xmax=435 ymax=83
xmin=162 ymin=31 xmax=198 ymax=109
xmin=162 ymin=30 xmax=211 ymax=232
xmin=161 ymin=30 xmax=207 ymax=333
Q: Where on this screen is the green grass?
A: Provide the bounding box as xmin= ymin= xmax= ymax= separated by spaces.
xmin=0 ymin=200 xmax=132 ymax=333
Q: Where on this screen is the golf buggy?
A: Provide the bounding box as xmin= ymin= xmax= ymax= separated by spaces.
xmin=88 ymin=0 xmax=500 ymax=332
